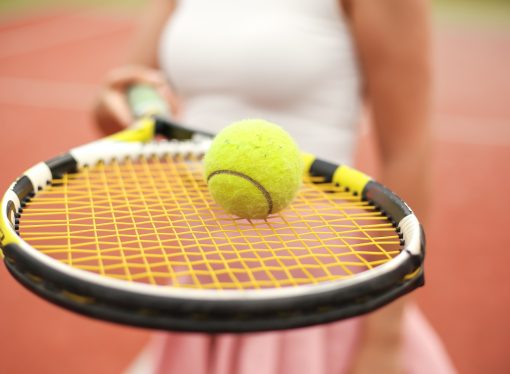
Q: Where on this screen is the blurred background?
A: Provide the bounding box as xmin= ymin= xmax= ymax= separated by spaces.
xmin=0 ymin=1 xmax=509 ymax=373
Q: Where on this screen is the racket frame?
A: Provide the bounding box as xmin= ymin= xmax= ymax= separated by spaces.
xmin=0 ymin=118 xmax=425 ymax=333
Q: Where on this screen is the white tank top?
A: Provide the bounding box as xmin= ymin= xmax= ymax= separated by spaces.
xmin=159 ymin=0 xmax=361 ymax=164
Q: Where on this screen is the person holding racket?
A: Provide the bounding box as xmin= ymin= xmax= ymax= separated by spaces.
xmin=94 ymin=0 xmax=455 ymax=373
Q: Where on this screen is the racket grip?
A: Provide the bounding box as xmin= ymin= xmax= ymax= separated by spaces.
xmin=127 ymin=84 xmax=170 ymax=118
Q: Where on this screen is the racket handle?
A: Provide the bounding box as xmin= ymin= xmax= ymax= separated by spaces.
xmin=127 ymin=84 xmax=170 ymax=118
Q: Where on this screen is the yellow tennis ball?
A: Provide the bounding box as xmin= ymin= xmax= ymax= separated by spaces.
xmin=204 ymin=119 xmax=303 ymax=219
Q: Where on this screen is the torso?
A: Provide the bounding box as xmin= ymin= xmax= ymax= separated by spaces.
xmin=159 ymin=0 xmax=361 ymax=164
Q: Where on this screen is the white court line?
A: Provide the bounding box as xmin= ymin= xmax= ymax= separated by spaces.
xmin=0 ymin=76 xmax=96 ymax=111
xmin=0 ymin=76 xmax=508 ymax=146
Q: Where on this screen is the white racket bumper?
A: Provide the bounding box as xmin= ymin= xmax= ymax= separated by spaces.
xmin=398 ymin=214 xmax=422 ymax=257
xmin=24 ymin=162 xmax=52 ymax=192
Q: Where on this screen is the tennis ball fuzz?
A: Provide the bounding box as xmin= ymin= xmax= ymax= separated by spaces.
xmin=204 ymin=119 xmax=303 ymax=219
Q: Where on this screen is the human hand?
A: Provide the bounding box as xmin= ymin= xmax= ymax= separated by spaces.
xmin=94 ymin=65 xmax=179 ymax=134
xmin=348 ymin=338 xmax=402 ymax=374
xmin=347 ymin=300 xmax=405 ymax=374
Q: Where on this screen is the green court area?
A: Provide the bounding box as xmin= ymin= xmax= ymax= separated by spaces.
xmin=435 ymin=0 xmax=510 ymax=26
xmin=0 ymin=0 xmax=144 ymax=15
xmin=1 ymin=0 xmax=510 ymax=26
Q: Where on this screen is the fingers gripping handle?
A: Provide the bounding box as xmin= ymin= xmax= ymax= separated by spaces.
xmin=126 ymin=84 xmax=213 ymax=143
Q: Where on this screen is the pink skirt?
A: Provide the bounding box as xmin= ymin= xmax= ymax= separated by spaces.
xmin=126 ymin=304 xmax=456 ymax=374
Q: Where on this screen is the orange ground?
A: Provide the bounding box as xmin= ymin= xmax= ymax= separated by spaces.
xmin=0 ymin=10 xmax=509 ymax=374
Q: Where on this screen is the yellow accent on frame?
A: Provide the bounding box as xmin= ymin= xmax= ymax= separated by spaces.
xmin=0 ymin=203 xmax=21 ymax=252
xmin=333 ymin=165 xmax=371 ymax=197
xmin=109 ymin=117 xmax=156 ymax=143
xmin=0 ymin=225 xmax=19 ymax=248
xmin=301 ymin=153 xmax=316 ymax=174
xmin=404 ymin=267 xmax=422 ymax=280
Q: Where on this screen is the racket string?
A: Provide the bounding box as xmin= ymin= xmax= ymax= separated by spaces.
xmin=19 ymin=156 xmax=401 ymax=290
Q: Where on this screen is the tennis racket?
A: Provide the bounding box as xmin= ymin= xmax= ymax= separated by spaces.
xmin=0 ymin=85 xmax=425 ymax=333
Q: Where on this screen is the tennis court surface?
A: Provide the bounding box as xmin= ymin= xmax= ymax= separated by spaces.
xmin=0 ymin=8 xmax=509 ymax=374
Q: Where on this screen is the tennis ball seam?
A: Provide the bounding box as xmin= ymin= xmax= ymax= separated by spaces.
xmin=207 ymin=170 xmax=273 ymax=216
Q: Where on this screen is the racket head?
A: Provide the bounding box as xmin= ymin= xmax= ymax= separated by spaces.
xmin=0 ymin=118 xmax=425 ymax=333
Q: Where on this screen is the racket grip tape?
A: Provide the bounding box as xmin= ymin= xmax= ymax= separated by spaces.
xmin=127 ymin=84 xmax=170 ymax=118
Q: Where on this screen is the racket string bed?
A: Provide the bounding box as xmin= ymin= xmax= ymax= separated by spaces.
xmin=0 ymin=94 xmax=424 ymax=332
xmin=18 ymin=154 xmax=402 ymax=291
